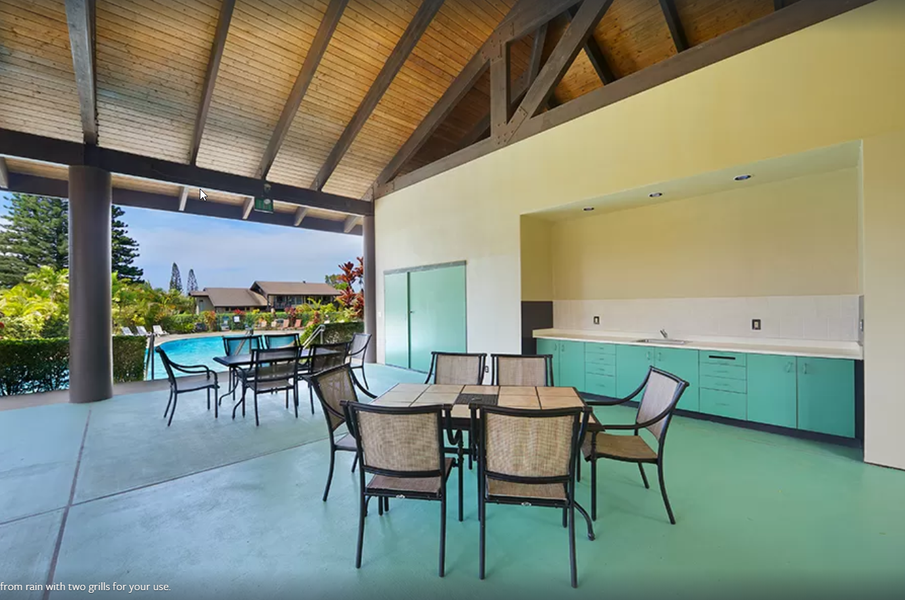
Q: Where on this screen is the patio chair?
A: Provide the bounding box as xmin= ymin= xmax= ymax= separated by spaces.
xmin=280 ymin=319 xmax=291 ymax=330
xmin=491 ymin=354 xmax=554 ymax=386
xmin=582 ymin=366 xmax=688 ymax=524
xmin=156 ymin=347 xmax=219 ymax=426
xmin=152 ymin=325 xmax=169 ymax=336
xmin=136 ymin=325 xmax=150 ymax=336
xmin=300 ymin=341 xmax=350 ymax=414
xmin=222 ymin=335 xmax=262 ymax=400
xmin=342 ymin=401 xmax=463 ymax=576
xmin=346 ymin=332 xmax=372 ymax=389
xmin=293 ymin=319 xmax=303 ymax=329
xmin=120 ymin=326 xmax=134 ymax=336
xmin=264 ymin=333 xmax=299 ymax=349
xmin=233 ymin=347 xmax=301 ymax=426
xmin=309 ymin=364 xmax=377 ymax=501
xmin=425 ymin=351 xmax=487 ymax=385
xmin=471 ymin=404 xmax=594 ymax=588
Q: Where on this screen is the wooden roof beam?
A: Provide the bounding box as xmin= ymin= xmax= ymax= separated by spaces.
xmin=371 ymin=0 xmax=581 ymax=193
xmin=506 ymin=0 xmax=615 ymax=138
xmin=313 ymin=0 xmax=445 ymax=191
xmin=0 ymin=128 xmax=372 ymax=216
xmin=177 ymin=186 xmax=189 ymax=211
xmin=241 ymin=197 xmax=254 ymax=220
xmin=565 ymin=5 xmax=615 ymax=84
xmin=64 ymin=0 xmax=98 ymax=145
xmin=294 ymin=207 xmax=308 ymax=227
xmin=658 ymin=0 xmax=688 ymax=52
xmin=343 ymin=215 xmax=362 ymax=234
xmin=0 ymin=157 xmax=8 ymax=189
xmin=189 ymin=0 xmax=236 ymax=165
xmin=257 ymin=0 xmax=349 ymax=178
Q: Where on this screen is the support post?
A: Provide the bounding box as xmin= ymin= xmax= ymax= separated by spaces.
xmin=68 ymin=165 xmax=113 ymax=403
xmin=362 ymin=215 xmax=377 ymax=363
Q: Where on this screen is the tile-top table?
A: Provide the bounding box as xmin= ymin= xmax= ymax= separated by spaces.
xmin=370 ymin=384 xmax=597 ymax=428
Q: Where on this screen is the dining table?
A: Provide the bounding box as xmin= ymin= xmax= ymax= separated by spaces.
xmin=213 ymin=346 xmax=340 ymax=404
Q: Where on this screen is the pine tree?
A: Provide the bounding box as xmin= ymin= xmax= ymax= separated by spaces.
xmin=186 ymin=269 xmax=198 ymax=293
xmin=0 ymin=194 xmax=69 ymax=287
xmin=169 ymin=263 xmax=183 ymax=293
xmin=111 ymin=205 xmax=144 ymax=282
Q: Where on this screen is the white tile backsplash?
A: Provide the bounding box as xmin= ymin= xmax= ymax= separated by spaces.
xmin=553 ymin=295 xmax=861 ymax=343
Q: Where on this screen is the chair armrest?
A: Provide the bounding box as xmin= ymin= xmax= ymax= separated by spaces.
xmin=595 ymin=423 xmax=640 ymax=432
xmin=350 ymin=371 xmax=377 ymax=399
xmin=584 ymin=395 xmax=633 ymax=407
xmin=170 ymin=362 xmax=215 ymax=377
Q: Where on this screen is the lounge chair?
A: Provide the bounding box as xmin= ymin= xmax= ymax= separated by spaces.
xmin=121 ymin=326 xmax=135 ymax=336
xmin=293 ymin=319 xmax=303 ymax=329
xmin=152 ymin=325 xmax=169 ymax=336
xmin=136 ymin=326 xmax=150 ymax=336
xmin=280 ymin=319 xmax=291 ymax=330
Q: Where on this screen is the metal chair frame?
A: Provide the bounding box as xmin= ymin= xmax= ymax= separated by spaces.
xmin=347 ymin=332 xmax=372 ymax=389
xmin=424 ymin=351 xmax=487 ymax=385
xmin=232 ymin=347 xmax=301 ymax=426
xmin=299 ymin=341 xmax=351 ymax=414
xmin=156 ymin=347 xmax=219 ymax=427
xmin=490 ymin=353 xmax=554 ymax=386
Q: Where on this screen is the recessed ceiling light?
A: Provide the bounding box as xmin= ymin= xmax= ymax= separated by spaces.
xmin=583 ymin=207 xmax=595 ymax=212
xmin=649 ymin=192 xmax=663 ymax=198
xmin=734 ymin=174 xmax=753 ymax=181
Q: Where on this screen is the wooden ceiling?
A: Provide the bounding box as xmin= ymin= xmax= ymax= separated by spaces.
xmin=1 ymin=0 xmax=817 ymax=219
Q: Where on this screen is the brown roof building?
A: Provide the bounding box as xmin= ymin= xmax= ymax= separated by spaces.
xmin=191 ymin=282 xmax=339 ymax=313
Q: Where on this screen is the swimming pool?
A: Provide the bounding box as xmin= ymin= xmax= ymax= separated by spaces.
xmin=147 ymin=336 xmax=229 ymax=380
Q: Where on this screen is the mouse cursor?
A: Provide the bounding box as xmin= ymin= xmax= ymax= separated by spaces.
xmin=199 ymin=189 xmax=208 ymax=201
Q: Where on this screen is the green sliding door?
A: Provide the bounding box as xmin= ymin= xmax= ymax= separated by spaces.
xmin=383 ymin=263 xmax=467 ymax=372
xmin=384 ymin=271 xmax=410 ymax=369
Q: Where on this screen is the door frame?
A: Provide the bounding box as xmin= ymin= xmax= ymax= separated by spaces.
xmin=383 ymin=261 xmax=468 ymax=371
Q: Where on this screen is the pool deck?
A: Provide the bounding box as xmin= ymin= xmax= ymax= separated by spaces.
xmin=1 ymin=364 xmax=903 ymax=599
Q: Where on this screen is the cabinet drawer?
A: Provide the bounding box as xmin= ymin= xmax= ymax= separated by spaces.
xmin=585 ymin=342 xmax=616 ymax=356
xmin=699 ymin=351 xmax=747 ymax=367
xmin=585 ymin=362 xmax=616 ymax=377
xmin=585 ymin=373 xmax=617 ymax=397
xmin=585 ymin=352 xmax=616 ymax=367
xmin=700 ymin=389 xmax=747 ymax=420
xmin=700 ymin=376 xmax=746 ymax=394
xmin=700 ymin=362 xmax=747 ymax=381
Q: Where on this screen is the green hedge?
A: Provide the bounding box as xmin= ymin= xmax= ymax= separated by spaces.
xmin=322 ymin=321 xmax=364 ymax=344
xmin=0 ymin=336 xmax=147 ymax=397
xmin=160 ymin=314 xmax=200 ymax=334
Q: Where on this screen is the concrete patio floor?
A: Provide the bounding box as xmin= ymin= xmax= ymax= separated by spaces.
xmin=1 ymin=364 xmax=903 ymax=600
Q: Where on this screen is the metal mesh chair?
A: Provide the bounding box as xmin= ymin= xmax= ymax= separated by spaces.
xmin=491 ymin=354 xmax=553 ymax=386
xmin=222 ymin=335 xmax=261 ymax=401
xmin=347 ymin=332 xmax=372 ymax=388
xmin=471 ymin=404 xmax=593 ymax=588
xmin=342 ymin=402 xmax=463 ymax=577
xmin=300 ymin=341 xmax=350 ymax=414
xmin=156 ymin=347 xmax=219 ymax=427
xmin=264 ymin=333 xmax=299 ymax=349
xmin=309 ymin=364 xmax=377 ymax=502
xmin=425 ymin=351 xmax=487 ymax=385
xmin=582 ymin=366 xmax=689 ymax=524
xmin=232 ymin=347 xmax=301 ymax=426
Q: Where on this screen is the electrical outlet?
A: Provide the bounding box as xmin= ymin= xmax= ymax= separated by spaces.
xmin=484 ymin=365 xmax=489 ymax=373
xmin=752 ymin=319 xmax=762 ymax=331
xmin=593 ymin=316 xmax=600 ymax=325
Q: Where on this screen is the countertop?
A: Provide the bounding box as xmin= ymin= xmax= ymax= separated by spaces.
xmin=532 ymin=329 xmax=863 ymax=360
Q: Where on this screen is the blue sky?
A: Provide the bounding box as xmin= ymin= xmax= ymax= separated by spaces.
xmin=0 ymin=191 xmax=362 ymax=289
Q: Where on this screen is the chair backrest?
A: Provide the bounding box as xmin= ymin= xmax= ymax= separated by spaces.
xmin=136 ymin=326 xmax=149 ymax=335
xmin=310 ymin=364 xmax=360 ymax=432
xmin=476 ymin=406 xmax=586 ymax=484
xmin=635 ymin=367 xmax=689 ymax=441
xmin=155 ymin=347 xmax=178 ymax=384
xmin=348 ymin=332 xmax=371 ymax=359
xmin=264 ymin=333 xmax=299 ymax=349
xmin=427 ymin=352 xmax=486 ymax=385
xmin=121 ymin=327 xmax=133 ymax=336
xmin=491 ymin=354 xmax=553 ymax=387
xmin=251 ymin=347 xmax=300 ymax=388
xmin=309 ymin=342 xmax=349 ymax=373
xmin=223 ymin=335 xmax=260 ymax=356
xmin=152 ymin=325 xmax=164 ymax=334
xmin=344 ymin=402 xmax=446 ymax=478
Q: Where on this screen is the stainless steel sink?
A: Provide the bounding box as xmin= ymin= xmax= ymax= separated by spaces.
xmin=634 ymin=338 xmax=688 ymax=345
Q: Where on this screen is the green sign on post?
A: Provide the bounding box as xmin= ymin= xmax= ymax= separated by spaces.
xmin=254 ymin=197 xmax=274 ymax=213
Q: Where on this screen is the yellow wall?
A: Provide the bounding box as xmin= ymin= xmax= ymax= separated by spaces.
xmin=520 ymin=216 xmax=554 ymax=301
xmin=862 ymin=129 xmax=905 ymax=470
xmin=375 ymin=1 xmax=905 ymax=467
xmin=550 ymin=169 xmax=860 ymax=300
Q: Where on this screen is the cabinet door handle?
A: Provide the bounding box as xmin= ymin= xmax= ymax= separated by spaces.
xmin=646 ymin=351 xmax=651 ymax=361
xmin=658 ymin=352 xmax=663 ymax=362
xmin=802 ymin=362 xmax=808 ymax=375
xmin=785 ymin=361 xmax=793 ymax=373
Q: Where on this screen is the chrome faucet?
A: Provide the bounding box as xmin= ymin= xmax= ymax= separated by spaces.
xmin=660 ymin=329 xmax=668 ymax=339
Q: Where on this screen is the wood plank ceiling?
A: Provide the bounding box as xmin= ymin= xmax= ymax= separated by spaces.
xmin=1 ymin=0 xmax=797 ymax=208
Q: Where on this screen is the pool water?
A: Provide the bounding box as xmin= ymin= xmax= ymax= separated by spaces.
xmin=147 ymin=336 xmax=229 ymax=380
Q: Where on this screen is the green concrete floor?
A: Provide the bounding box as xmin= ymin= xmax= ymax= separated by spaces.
xmin=1 ymin=364 xmax=903 ymax=599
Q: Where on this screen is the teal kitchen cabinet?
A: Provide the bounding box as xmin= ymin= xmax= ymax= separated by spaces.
xmin=536 ymin=339 xmax=585 ymax=390
xmin=653 ymin=347 xmax=700 ymax=412
xmin=747 ymin=354 xmax=798 ymax=429
xmin=615 ymin=345 xmax=654 ymax=398
xmin=585 ymin=342 xmax=617 ymax=397
xmin=797 ymin=357 xmax=855 ymax=438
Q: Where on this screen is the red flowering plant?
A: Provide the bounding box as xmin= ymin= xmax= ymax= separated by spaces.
xmin=336 ymin=258 xmax=364 ymax=320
